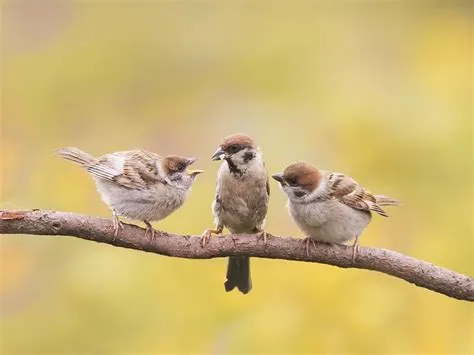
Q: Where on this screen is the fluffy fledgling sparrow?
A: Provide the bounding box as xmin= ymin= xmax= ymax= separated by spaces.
xmin=201 ymin=134 xmax=269 ymax=294
xmin=56 ymin=147 xmax=203 ymax=238
xmin=272 ymin=162 xmax=398 ymax=261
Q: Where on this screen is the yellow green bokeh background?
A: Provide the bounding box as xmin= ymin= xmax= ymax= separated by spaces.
xmin=1 ymin=1 xmax=473 ymax=354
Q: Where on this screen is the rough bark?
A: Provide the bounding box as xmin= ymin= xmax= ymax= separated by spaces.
xmin=1 ymin=209 xmax=473 ymax=301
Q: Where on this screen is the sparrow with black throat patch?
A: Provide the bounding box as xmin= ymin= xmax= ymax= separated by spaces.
xmin=201 ymin=134 xmax=270 ymax=294
xmin=273 ymin=161 xmax=398 ymax=261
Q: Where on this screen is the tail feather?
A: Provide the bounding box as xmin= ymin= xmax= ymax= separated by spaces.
xmin=225 ymin=256 xmax=252 ymax=294
xmin=56 ymin=147 xmax=97 ymax=167
xmin=367 ymin=201 xmax=388 ymax=217
xmin=375 ymin=195 xmax=400 ymax=206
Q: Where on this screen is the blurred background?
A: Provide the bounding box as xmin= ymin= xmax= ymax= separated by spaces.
xmin=1 ymin=1 xmax=473 ymax=354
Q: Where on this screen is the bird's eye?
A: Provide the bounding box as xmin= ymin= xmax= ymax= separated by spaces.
xmin=176 ymin=163 xmax=186 ymax=172
xmin=286 ymin=177 xmax=298 ymax=186
xmin=228 ymin=145 xmax=240 ymax=154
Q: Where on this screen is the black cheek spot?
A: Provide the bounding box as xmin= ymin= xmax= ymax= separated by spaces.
xmin=243 ymin=151 xmax=255 ymax=163
xmin=294 ymin=190 xmax=307 ymax=198
xmin=170 ymin=173 xmax=182 ymax=182
xmin=226 ymin=158 xmax=242 ymax=175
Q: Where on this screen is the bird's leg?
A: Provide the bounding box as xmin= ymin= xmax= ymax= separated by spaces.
xmin=143 ymin=220 xmax=155 ymax=241
xmin=303 ymin=237 xmax=317 ymax=258
xmin=200 ymin=225 xmax=223 ymax=247
xmin=352 ymin=235 xmax=360 ymax=263
xmin=253 ymin=227 xmax=268 ymax=245
xmin=112 ymin=210 xmax=124 ymax=240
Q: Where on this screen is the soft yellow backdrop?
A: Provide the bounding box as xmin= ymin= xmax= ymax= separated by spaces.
xmin=1 ymin=1 xmax=473 ymax=354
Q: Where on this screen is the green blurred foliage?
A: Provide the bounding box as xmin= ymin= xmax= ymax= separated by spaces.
xmin=1 ymin=1 xmax=473 ymax=354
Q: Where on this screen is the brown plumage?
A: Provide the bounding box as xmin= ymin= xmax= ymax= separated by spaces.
xmin=273 ymin=161 xmax=399 ymax=261
xmin=203 ymin=134 xmax=269 ymax=294
xmin=283 ymin=162 xmax=322 ymax=192
xmin=220 ymin=134 xmax=256 ymax=151
xmin=56 ymin=147 xmax=203 ymax=239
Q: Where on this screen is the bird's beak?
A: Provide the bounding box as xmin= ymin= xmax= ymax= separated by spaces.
xmin=272 ymin=173 xmax=287 ymax=186
xmin=211 ymin=148 xmax=225 ymax=161
xmin=187 ymin=169 xmax=204 ymax=176
xmin=185 ymin=157 xmax=202 ymax=176
xmin=187 ymin=157 xmax=198 ymax=165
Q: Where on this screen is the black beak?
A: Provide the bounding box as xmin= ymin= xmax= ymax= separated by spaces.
xmin=211 ymin=148 xmax=225 ymax=161
xmin=272 ymin=173 xmax=287 ymax=185
xmin=187 ymin=157 xmax=198 ymax=165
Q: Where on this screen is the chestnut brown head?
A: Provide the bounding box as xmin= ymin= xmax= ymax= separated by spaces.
xmin=163 ymin=155 xmax=203 ymax=188
xmin=272 ymin=162 xmax=322 ymax=201
xmin=211 ymin=134 xmax=262 ymax=174
xmin=212 ymin=134 xmax=256 ymax=160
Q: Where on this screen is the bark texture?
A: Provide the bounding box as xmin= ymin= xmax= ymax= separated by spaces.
xmin=1 ymin=209 xmax=473 ymax=301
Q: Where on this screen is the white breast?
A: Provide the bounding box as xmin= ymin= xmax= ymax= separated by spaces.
xmin=289 ymin=199 xmax=371 ymax=244
xmin=94 ymin=178 xmax=187 ymax=222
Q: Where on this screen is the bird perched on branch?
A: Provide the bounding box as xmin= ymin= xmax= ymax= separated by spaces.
xmin=272 ymin=162 xmax=399 ymax=261
xmin=201 ymin=134 xmax=270 ymax=294
xmin=56 ymin=147 xmax=203 ymax=239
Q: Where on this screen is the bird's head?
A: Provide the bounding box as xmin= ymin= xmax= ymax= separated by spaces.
xmin=212 ymin=134 xmax=262 ymax=173
xmin=162 ymin=155 xmax=203 ymax=189
xmin=272 ymin=162 xmax=322 ymax=202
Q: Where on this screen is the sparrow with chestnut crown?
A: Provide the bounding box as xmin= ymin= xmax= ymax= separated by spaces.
xmin=201 ymin=134 xmax=270 ymax=294
xmin=273 ymin=162 xmax=398 ymax=261
xmin=57 ymin=147 xmax=203 ymax=239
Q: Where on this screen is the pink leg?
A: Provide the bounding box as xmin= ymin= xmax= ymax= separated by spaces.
xmin=200 ymin=225 xmax=223 ymax=247
xmin=143 ymin=220 xmax=155 ymax=241
xmin=254 ymin=228 xmax=268 ymax=244
xmin=303 ymin=237 xmax=317 ymax=257
xmin=352 ymin=235 xmax=360 ymax=262
xmin=112 ymin=210 xmax=124 ymax=240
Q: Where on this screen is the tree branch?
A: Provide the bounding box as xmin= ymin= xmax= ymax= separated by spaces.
xmin=1 ymin=209 xmax=473 ymax=301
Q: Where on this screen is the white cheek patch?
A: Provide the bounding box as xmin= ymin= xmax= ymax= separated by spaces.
xmin=282 ymin=186 xmax=294 ymax=199
xmin=303 ymin=179 xmax=327 ymax=202
xmin=233 ymin=150 xmax=247 ymax=165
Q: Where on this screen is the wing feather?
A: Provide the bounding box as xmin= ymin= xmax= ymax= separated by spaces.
xmin=325 ymin=172 xmax=388 ymax=217
xmin=88 ymin=149 xmax=165 ymax=189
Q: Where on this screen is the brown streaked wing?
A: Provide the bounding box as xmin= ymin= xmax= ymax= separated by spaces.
xmin=114 ymin=150 xmax=165 ymax=189
xmin=327 ymin=171 xmax=387 ymax=216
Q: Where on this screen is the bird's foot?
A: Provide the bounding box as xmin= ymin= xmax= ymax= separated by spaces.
xmin=143 ymin=220 xmax=155 ymax=241
xmin=112 ymin=212 xmax=124 ymax=241
xmin=200 ymin=227 xmax=222 ymax=247
xmin=351 ymin=236 xmax=360 ymax=263
xmin=255 ymin=229 xmax=268 ymax=245
xmin=303 ymin=237 xmax=317 ymax=258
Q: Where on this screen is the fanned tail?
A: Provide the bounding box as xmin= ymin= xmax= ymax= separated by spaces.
xmin=56 ymin=147 xmax=97 ymax=167
xmin=375 ymin=195 xmax=400 ymax=206
xmin=367 ymin=201 xmax=388 ymax=217
xmin=365 ymin=195 xmax=400 ymax=217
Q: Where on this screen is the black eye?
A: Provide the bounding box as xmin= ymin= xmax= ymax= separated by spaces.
xmin=228 ymin=145 xmax=240 ymax=154
xmin=176 ymin=163 xmax=186 ymax=172
xmin=286 ymin=177 xmax=298 ymax=186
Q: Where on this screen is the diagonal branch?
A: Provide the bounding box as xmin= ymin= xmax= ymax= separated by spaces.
xmin=1 ymin=209 xmax=473 ymax=301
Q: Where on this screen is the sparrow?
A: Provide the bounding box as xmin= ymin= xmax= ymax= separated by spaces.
xmin=56 ymin=147 xmax=203 ymax=239
xmin=201 ymin=134 xmax=269 ymax=294
xmin=272 ymin=161 xmax=399 ymax=261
